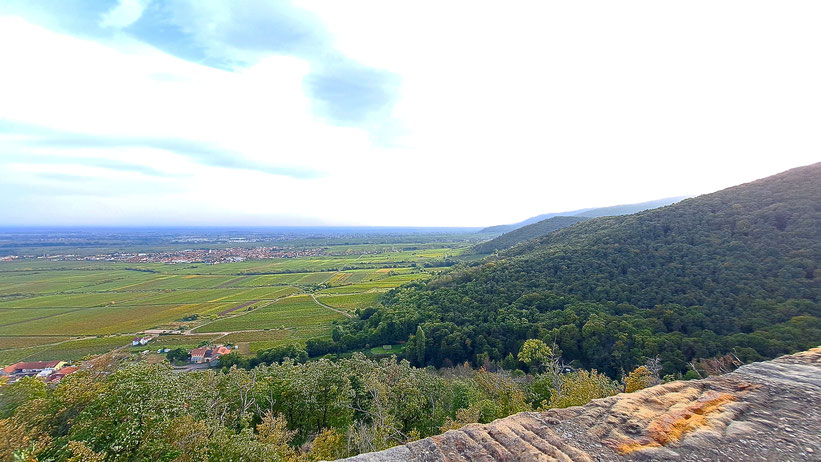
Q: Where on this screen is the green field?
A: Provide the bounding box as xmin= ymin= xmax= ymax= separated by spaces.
xmin=369 ymin=344 xmax=404 ymax=356
xmin=318 ymin=273 xmax=430 ymax=294
xmin=0 ymin=336 xmax=71 ymax=350
xmin=0 ymin=245 xmax=459 ymax=364
xmin=218 ymin=329 xmax=327 ymax=353
xmin=194 ymin=295 xmax=344 ymax=333
xmin=0 ymin=335 xmax=134 ymax=364
xmin=316 ymin=293 xmax=382 ymax=311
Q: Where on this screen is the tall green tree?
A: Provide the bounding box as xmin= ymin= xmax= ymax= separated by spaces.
xmin=415 ymin=326 xmax=426 ymax=365
xmin=502 ymin=353 xmax=518 ymax=371
xmin=517 ymin=339 xmax=552 ymax=372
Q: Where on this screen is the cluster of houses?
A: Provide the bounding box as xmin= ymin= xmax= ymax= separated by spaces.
xmin=1 ymin=343 xmax=240 ymax=384
xmin=190 ymin=345 xmax=234 ymax=364
xmin=131 ymin=335 xmax=155 ymax=346
xmin=1 ymin=360 xmax=78 ymax=384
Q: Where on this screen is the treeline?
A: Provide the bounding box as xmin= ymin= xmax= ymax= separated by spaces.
xmin=325 ymin=163 xmax=821 ymax=376
xmin=0 ymin=348 xmax=632 ymax=461
xmin=323 ymin=290 xmax=819 ymax=377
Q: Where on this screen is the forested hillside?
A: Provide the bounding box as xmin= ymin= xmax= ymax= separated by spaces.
xmin=330 ymin=163 xmax=821 ymax=376
xmin=474 ymin=216 xmax=589 ymax=254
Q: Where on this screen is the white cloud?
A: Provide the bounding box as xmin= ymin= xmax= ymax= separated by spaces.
xmin=297 ymin=0 xmax=821 ymax=223
xmin=2 ymin=1 xmax=821 ymax=226
xmin=0 ymin=17 xmax=377 ymax=224
xmin=100 ymin=0 xmax=149 ymax=29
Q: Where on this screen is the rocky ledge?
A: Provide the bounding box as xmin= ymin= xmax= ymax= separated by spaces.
xmin=339 ymin=348 xmax=821 ymax=461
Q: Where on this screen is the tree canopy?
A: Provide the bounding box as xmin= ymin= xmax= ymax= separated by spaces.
xmin=328 ymin=163 xmax=821 ymax=376
xmin=517 ymin=339 xmax=552 ymax=372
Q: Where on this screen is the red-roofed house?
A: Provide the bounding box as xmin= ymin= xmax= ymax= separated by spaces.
xmin=189 ymin=345 xmax=233 ymax=364
xmin=1 ymin=361 xmax=67 ymax=383
xmin=214 ymin=345 xmax=233 ymax=356
xmin=190 ymin=347 xmax=210 ymax=363
xmin=2 ymin=361 xmax=65 ymax=376
xmin=46 ymin=366 xmax=78 ymax=383
xmin=1 ymin=363 xmax=19 ymax=376
xmin=132 ymin=336 xmax=154 ymax=346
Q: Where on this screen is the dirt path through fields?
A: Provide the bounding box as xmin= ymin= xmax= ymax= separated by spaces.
xmin=183 ymin=292 xmax=296 ymax=334
xmin=218 ymin=300 xmax=259 ymax=316
xmin=311 ymin=294 xmax=353 ymax=318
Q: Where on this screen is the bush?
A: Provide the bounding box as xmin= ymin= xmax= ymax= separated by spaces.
xmin=546 ymin=370 xmax=618 ymax=409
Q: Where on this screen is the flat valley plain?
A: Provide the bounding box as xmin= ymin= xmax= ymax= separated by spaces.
xmin=0 ymin=241 xmax=467 ymax=365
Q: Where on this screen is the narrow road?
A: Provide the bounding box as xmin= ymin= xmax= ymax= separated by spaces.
xmin=181 ymin=328 xmax=271 ymax=336
xmin=311 ymin=294 xmax=353 ymax=318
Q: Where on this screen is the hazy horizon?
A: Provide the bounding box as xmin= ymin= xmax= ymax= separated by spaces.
xmin=0 ymin=194 xmax=695 ymax=229
xmin=1 ymin=1 xmax=819 ymax=227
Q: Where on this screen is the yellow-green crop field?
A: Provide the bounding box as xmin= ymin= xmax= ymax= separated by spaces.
xmin=193 ymin=295 xmax=343 ymax=333
xmin=0 ymin=246 xmax=458 ymax=364
xmin=316 ymin=293 xmax=382 ymax=312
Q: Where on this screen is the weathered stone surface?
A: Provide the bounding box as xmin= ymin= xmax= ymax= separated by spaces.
xmin=338 ymin=347 xmax=821 ymax=461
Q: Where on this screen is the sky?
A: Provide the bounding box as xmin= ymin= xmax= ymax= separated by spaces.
xmin=0 ymin=1 xmax=819 ymax=227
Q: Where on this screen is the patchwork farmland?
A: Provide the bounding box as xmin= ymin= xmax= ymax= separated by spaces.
xmin=0 ymin=246 xmax=462 ymax=364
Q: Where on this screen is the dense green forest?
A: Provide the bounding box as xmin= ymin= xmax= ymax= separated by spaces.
xmin=0 ymin=348 xmax=631 ymax=461
xmin=322 ymin=164 xmax=821 ymax=376
xmin=474 ymin=216 xmax=589 ymax=254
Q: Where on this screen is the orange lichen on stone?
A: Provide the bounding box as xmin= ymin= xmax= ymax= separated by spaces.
xmin=614 ymin=391 xmax=738 ymax=454
xmin=609 ymin=438 xmax=660 ymax=454
xmin=647 ymin=392 xmax=737 ymax=445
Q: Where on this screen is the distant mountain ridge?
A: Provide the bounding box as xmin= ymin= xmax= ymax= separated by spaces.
xmin=473 ymin=215 xmax=590 ymax=254
xmin=479 ymin=196 xmax=688 ymax=234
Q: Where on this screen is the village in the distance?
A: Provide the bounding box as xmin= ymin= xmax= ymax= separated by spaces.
xmin=0 ymin=246 xmax=325 ymax=264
